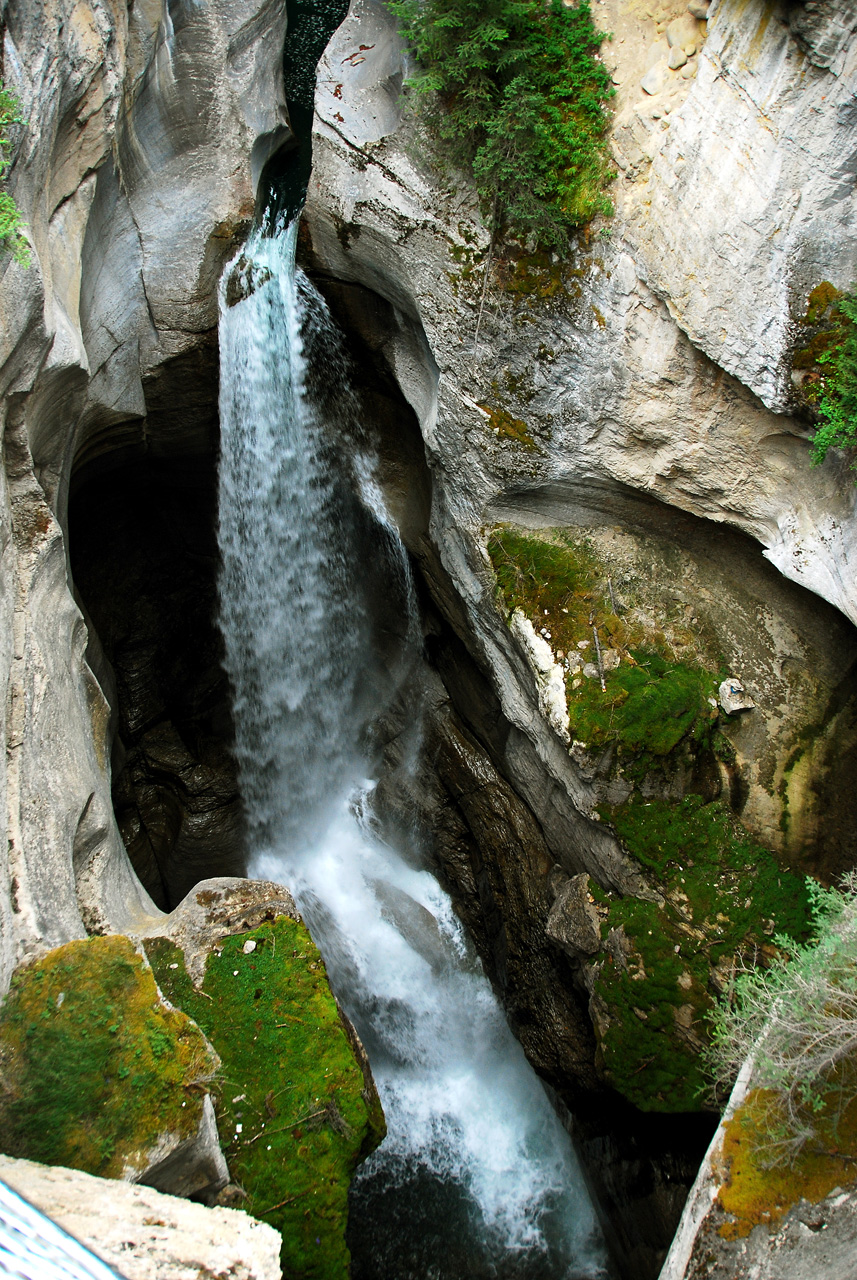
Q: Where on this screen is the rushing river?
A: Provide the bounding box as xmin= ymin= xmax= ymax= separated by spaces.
xmin=217 ymin=217 xmax=608 ymax=1279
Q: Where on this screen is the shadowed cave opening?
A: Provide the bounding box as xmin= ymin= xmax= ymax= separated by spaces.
xmin=69 ymin=446 xmax=245 ymax=912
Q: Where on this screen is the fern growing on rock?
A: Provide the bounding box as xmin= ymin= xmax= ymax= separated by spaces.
xmin=388 ymin=0 xmax=614 ymax=251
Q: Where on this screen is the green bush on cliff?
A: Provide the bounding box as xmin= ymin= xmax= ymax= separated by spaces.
xmin=146 ymin=916 xmax=385 ymax=1280
xmin=808 ymin=288 xmax=857 ymax=471
xmin=389 ymin=0 xmax=614 ymax=250
xmin=0 ymin=81 xmax=29 ymax=265
xmin=707 ymin=873 xmax=857 ymax=1165
xmin=0 ymin=936 xmax=215 ymax=1176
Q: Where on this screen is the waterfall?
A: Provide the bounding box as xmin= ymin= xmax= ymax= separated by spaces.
xmin=217 ymin=218 xmax=608 ymax=1279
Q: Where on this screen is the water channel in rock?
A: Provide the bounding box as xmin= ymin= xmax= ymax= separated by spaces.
xmin=217 ymin=216 xmax=610 ymax=1279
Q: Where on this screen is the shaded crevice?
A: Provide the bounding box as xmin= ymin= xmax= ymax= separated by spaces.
xmin=69 ymin=451 xmax=245 ymax=911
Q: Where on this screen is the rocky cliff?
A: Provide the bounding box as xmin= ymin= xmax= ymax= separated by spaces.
xmin=1 ymin=0 xmax=856 ymax=1276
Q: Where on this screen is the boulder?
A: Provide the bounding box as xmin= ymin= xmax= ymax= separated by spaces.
xmin=666 ymin=14 xmax=701 ymax=47
xmin=641 ymin=63 xmax=666 ymax=95
xmin=546 ymin=873 xmax=602 ymax=958
xmin=0 ymin=935 xmax=226 ymax=1202
xmin=0 ymin=1154 xmax=281 ymax=1280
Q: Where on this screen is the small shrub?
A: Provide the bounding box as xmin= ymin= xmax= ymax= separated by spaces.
xmin=707 ymin=874 xmax=857 ymax=1164
xmin=0 ymin=81 xmax=29 ymax=265
xmin=809 ymin=289 xmax=857 ymax=470
xmin=388 ymin=0 xmax=614 ymax=251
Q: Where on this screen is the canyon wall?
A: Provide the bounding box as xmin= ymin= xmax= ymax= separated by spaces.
xmin=0 ymin=0 xmax=292 ymax=987
xmin=1 ymin=0 xmax=857 ymax=1273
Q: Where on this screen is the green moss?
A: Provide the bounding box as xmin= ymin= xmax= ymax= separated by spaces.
xmin=570 ymin=648 xmax=718 ymax=763
xmin=487 ymin=526 xmax=723 ymax=772
xmin=146 ymin=917 xmax=384 ymax=1280
xmin=592 ymin=797 xmax=811 ymax=1111
xmin=0 ymin=936 xmax=214 ymax=1177
xmin=802 ymin=282 xmax=842 ymax=327
xmin=480 ymin=404 xmax=537 ymax=449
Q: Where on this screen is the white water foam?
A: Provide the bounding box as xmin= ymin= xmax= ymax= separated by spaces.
xmin=217 ymin=218 xmax=608 ymax=1278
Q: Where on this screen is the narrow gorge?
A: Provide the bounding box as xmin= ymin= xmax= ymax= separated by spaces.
xmin=0 ymin=0 xmax=855 ymax=1278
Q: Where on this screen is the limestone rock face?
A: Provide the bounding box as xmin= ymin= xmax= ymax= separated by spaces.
xmin=630 ymin=0 xmax=857 ymax=414
xmin=301 ymin=0 xmax=857 ymax=902
xmin=137 ymin=875 xmax=301 ymax=985
xmin=0 ymin=0 xmax=291 ymax=992
xmin=305 ymin=0 xmax=857 ymax=639
xmin=0 ymin=1154 xmax=282 ymax=1280
xmin=547 ymin=874 xmax=602 ymax=959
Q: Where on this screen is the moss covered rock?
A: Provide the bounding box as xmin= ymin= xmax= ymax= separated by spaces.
xmin=142 ymin=878 xmax=385 ymax=1280
xmin=488 ymin=524 xmax=826 ymax=1113
xmin=584 ymin=797 xmax=810 ymax=1112
xmin=0 ymin=935 xmax=219 ymax=1182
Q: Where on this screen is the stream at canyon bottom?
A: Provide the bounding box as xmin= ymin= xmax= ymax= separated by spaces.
xmin=217 ymin=217 xmax=608 ymax=1279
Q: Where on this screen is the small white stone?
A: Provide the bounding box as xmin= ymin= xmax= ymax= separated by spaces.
xmin=719 ymin=677 xmax=756 ymax=715
xmin=242 ymin=940 xmax=257 ymax=954
xmin=641 ymin=64 xmax=665 ymax=96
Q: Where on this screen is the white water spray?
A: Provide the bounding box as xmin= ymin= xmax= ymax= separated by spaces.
xmin=217 ymin=219 xmax=608 ymax=1278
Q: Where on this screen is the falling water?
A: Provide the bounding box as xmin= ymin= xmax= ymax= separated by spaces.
xmin=217 ymin=218 xmax=609 ymax=1279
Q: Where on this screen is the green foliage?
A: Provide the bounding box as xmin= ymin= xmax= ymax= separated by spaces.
xmin=0 ymin=82 xmax=29 ymax=265
xmin=0 ymin=936 xmax=213 ymax=1177
xmin=388 ymin=0 xmax=614 ymax=250
xmin=707 ymin=873 xmax=857 ymax=1164
xmin=592 ymin=797 xmax=811 ymax=1112
xmin=146 ymin=917 xmax=384 ymax=1280
xmin=809 ymin=289 xmax=857 ymax=470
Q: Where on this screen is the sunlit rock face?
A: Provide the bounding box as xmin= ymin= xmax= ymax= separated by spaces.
xmin=305 ymin=0 xmax=857 ymax=625
xmin=297 ymin=0 xmax=857 ymax=913
xmin=0 ymin=0 xmax=290 ymax=991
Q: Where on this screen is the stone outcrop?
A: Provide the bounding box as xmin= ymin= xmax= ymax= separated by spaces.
xmin=0 ymin=0 xmax=292 ymax=991
xmin=140 ymin=876 xmax=386 ymax=1278
xmin=0 ymin=1154 xmax=282 ymax=1280
xmin=0 ymin=934 xmax=228 ymax=1200
xmin=659 ymin=1055 xmax=857 ymax=1280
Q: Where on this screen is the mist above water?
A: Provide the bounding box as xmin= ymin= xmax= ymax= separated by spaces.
xmin=217 ymin=217 xmax=608 ymax=1279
